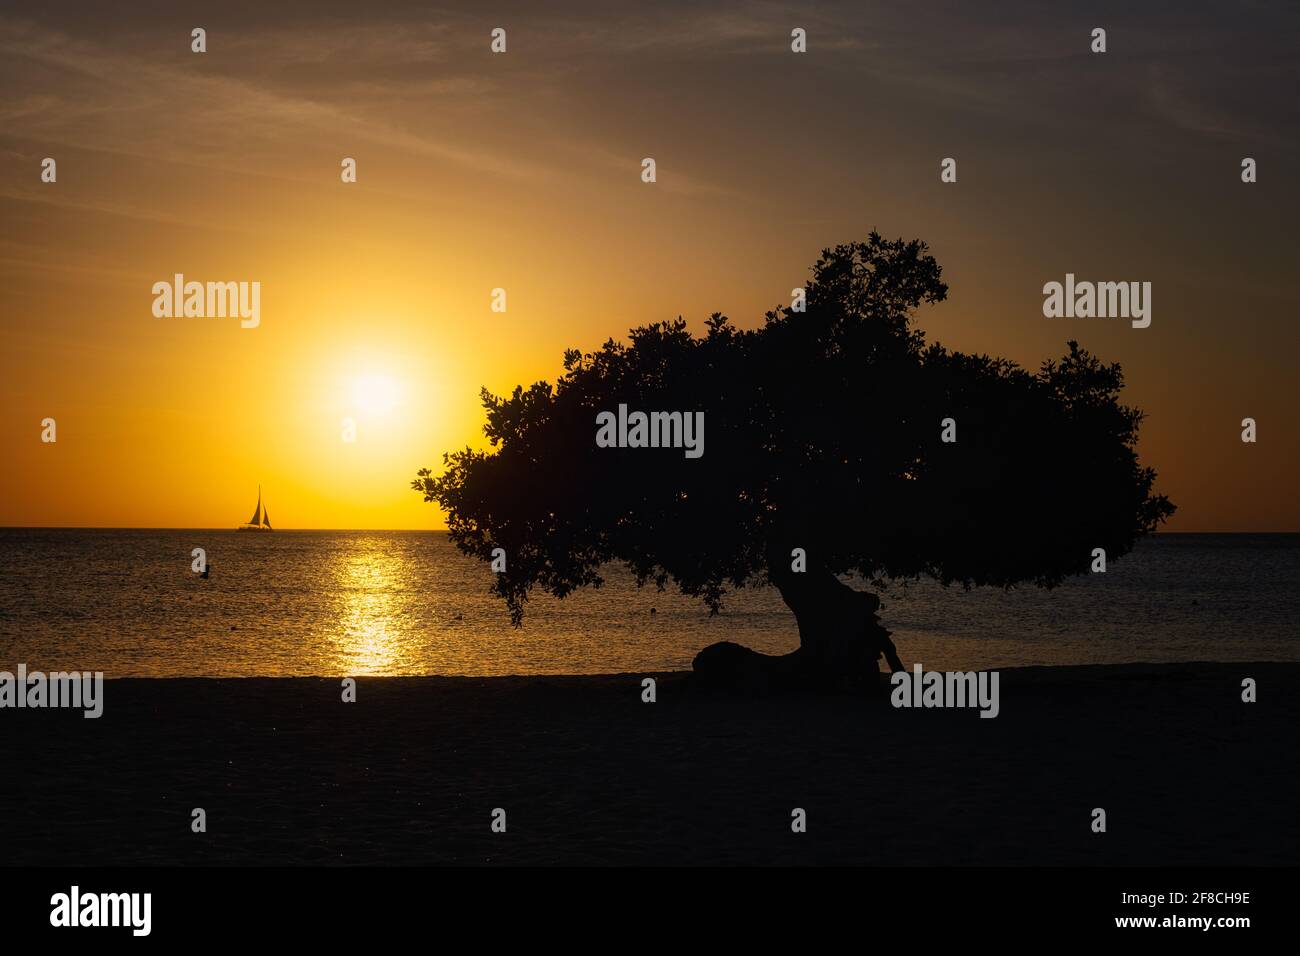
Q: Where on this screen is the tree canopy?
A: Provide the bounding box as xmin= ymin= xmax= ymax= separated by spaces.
xmin=414 ymin=232 xmax=1174 ymax=627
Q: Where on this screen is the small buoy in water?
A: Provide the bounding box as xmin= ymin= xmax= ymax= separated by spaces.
xmin=650 ymin=607 xmax=657 ymax=615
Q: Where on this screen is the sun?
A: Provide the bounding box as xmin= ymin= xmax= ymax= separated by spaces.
xmin=352 ymin=373 xmax=400 ymax=415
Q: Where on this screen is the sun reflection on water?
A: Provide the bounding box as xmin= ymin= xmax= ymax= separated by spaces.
xmin=328 ymin=539 xmax=412 ymax=675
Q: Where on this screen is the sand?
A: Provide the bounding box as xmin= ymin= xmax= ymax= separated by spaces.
xmin=1 ymin=662 xmax=1295 ymax=866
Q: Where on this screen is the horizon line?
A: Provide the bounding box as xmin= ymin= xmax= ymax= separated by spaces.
xmin=2 ymin=526 xmax=1298 ymax=535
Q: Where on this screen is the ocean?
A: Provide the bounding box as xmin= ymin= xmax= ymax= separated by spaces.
xmin=0 ymin=530 xmax=1295 ymax=677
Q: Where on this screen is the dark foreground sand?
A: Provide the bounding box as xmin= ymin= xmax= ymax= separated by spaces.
xmin=1 ymin=663 xmax=1296 ymax=866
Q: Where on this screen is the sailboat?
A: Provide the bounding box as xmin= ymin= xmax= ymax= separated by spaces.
xmin=237 ymin=485 xmax=274 ymax=531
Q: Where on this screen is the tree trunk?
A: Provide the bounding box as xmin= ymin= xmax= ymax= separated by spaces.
xmin=692 ymin=551 xmax=902 ymax=694
xmin=773 ymin=566 xmax=901 ymax=690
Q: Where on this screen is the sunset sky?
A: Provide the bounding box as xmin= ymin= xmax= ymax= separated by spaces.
xmin=2 ymin=0 xmax=1297 ymax=531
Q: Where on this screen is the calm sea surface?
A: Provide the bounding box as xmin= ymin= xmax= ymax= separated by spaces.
xmin=0 ymin=530 xmax=1295 ymax=676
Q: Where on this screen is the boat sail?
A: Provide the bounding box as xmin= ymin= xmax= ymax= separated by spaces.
xmin=238 ymin=485 xmax=274 ymax=531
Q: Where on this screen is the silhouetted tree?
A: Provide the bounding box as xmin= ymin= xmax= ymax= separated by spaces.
xmin=414 ymin=233 xmax=1174 ymax=692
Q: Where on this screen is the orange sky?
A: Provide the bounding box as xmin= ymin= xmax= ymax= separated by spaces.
xmin=1 ymin=2 xmax=1297 ymax=530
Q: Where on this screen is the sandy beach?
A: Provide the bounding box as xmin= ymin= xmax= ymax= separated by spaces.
xmin=2 ymin=662 xmax=1295 ymax=866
